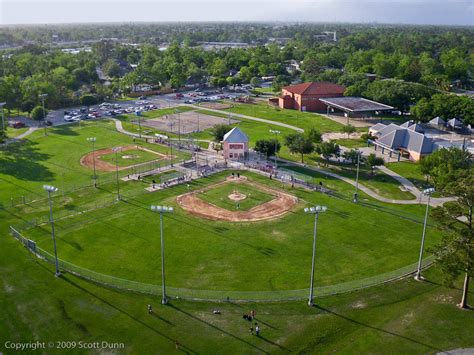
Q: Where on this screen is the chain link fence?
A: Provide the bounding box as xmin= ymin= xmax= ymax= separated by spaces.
xmin=9 ymin=226 xmax=435 ymax=302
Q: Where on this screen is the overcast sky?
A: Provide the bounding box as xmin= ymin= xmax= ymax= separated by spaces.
xmin=1 ymin=0 xmax=473 ymax=26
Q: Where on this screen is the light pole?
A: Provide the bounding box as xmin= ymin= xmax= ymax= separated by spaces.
xmin=415 ymin=187 xmax=435 ymax=281
xmin=304 ymin=205 xmax=327 ymax=306
xmin=112 ymin=146 xmax=122 ymax=200
xmin=0 ymin=102 xmax=6 ymax=132
xmin=269 ymin=129 xmax=280 ymax=169
xmin=39 ymin=93 xmax=48 ymax=136
xmin=44 ymin=185 xmax=61 ymax=277
xmin=136 ymin=111 xmax=142 ymax=139
xmin=197 ymin=110 xmax=200 ymax=132
xmin=175 ymin=109 xmax=181 ymax=146
xmin=167 ymin=122 xmax=175 ymax=167
xmin=353 ymin=150 xmax=361 ymax=203
xmin=151 ymin=205 xmax=174 ymax=304
xmin=87 ymin=137 xmax=97 ymax=187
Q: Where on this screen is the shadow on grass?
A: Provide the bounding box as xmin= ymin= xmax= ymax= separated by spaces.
xmin=51 ymin=125 xmax=80 ymax=136
xmin=58 ymin=275 xmax=197 ymax=354
xmin=0 ymin=140 xmax=54 ymax=182
xmin=313 ymin=304 xmax=443 ymax=352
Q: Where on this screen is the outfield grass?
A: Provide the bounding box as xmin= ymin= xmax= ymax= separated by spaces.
xmin=21 ymin=171 xmax=438 ymax=291
xmin=222 ymin=101 xmax=344 ymax=133
xmin=100 ymin=147 xmax=167 ymax=167
xmin=198 ymin=181 xmax=275 ymax=211
xmin=333 ymin=138 xmax=368 ymax=149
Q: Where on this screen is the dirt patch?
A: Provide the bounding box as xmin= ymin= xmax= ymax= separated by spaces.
xmin=176 ymin=176 xmax=299 ymax=222
xmin=199 ymin=102 xmax=233 ymax=110
xmin=80 ymin=145 xmax=169 ymax=172
xmin=228 ymin=191 xmax=247 ymax=201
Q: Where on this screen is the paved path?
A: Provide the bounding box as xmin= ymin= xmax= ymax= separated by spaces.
xmin=2 ymin=127 xmax=39 ymax=145
xmin=277 ymin=157 xmax=453 ymax=206
xmin=188 ymin=105 xmax=304 ymax=132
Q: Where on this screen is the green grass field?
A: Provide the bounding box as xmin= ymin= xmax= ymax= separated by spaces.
xmin=0 ymin=117 xmax=473 ymax=353
xmin=99 ymin=147 xmax=167 ymax=167
xmin=19 ymin=171 xmax=438 ymax=291
xmin=222 ymin=101 xmax=344 ymax=133
xmin=198 ymin=181 xmax=275 ymax=211
xmin=334 ymin=138 xmax=368 ymax=149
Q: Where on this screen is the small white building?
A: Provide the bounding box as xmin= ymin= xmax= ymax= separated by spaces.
xmin=222 ymin=127 xmax=249 ymax=160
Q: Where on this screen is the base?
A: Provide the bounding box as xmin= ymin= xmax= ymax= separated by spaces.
xmin=161 ymin=297 xmax=168 ymax=305
xmin=414 ymin=274 xmax=424 ymax=281
xmin=55 ymin=271 xmax=62 ymax=277
xmin=307 ymin=300 xmax=314 ymax=307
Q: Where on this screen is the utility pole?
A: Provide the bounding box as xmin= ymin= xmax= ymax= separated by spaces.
xmin=415 ymin=187 xmax=435 ymax=281
xmin=44 ymin=185 xmax=61 ymax=277
xmin=39 ymin=93 xmax=48 ymax=136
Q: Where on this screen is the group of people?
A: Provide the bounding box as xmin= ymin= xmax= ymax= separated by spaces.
xmin=230 ymin=172 xmax=241 ymax=179
xmin=243 ymin=310 xmax=261 ymax=336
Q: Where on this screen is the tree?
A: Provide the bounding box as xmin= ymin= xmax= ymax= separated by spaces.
xmin=341 ymin=124 xmax=356 ymax=138
xmin=80 ymin=94 xmax=98 ymax=110
xmin=343 ymin=149 xmax=360 ymax=165
xmin=431 ymin=171 xmax=473 ymax=308
xmin=31 ymin=106 xmax=48 ymax=121
xmin=305 ymin=128 xmax=322 ymax=144
xmin=365 ymin=153 xmax=384 ymax=175
xmin=250 ymin=77 xmax=260 ymax=88
xmin=212 ymin=124 xmax=232 ymax=142
xmin=316 ymin=141 xmax=340 ymax=165
xmin=20 ymin=100 xmax=35 ymax=118
xmin=420 ymin=148 xmax=472 ymax=189
xmin=103 ymin=59 xmax=121 ymax=78
xmin=285 ymin=133 xmax=314 ymax=163
xmin=254 ymin=139 xmax=281 ymax=158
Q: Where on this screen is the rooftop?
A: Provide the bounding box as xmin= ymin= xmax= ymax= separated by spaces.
xmin=319 ymin=96 xmax=394 ymax=112
xmin=223 ymin=127 xmax=249 ymax=143
xmin=282 ymin=82 xmax=345 ymax=96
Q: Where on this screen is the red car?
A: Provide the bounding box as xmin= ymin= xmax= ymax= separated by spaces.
xmin=175 ymin=93 xmax=184 ymax=99
xmin=11 ymin=121 xmax=26 ymax=128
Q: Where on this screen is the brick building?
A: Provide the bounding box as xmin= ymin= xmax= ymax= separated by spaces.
xmin=278 ymin=82 xmax=345 ymax=112
xmin=222 ymin=127 xmax=249 ymax=160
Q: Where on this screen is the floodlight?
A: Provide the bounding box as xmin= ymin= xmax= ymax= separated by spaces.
xmin=43 ymin=185 xmax=58 ymax=192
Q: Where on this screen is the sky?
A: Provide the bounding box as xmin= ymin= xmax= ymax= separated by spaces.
xmin=1 ymin=0 xmax=473 ymax=26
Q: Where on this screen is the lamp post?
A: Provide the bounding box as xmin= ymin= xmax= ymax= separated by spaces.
xmin=44 ymin=185 xmax=61 ymax=277
xmin=197 ymin=110 xmax=200 ymax=132
xmin=112 ymin=146 xmax=122 ymax=200
xmin=175 ymin=109 xmax=181 ymax=146
xmin=136 ymin=111 xmax=142 ymax=139
xmin=415 ymin=187 xmax=435 ymax=281
xmin=151 ymin=205 xmax=174 ymax=304
xmin=167 ymin=122 xmax=175 ymax=167
xmin=269 ymin=129 xmax=281 ymax=169
xmin=0 ymin=102 xmax=6 ymax=132
xmin=353 ymin=150 xmax=361 ymax=203
xmin=304 ymin=205 xmax=327 ymax=306
xmin=39 ymin=93 xmax=48 ymax=136
xmin=87 ymin=137 xmax=97 ymax=187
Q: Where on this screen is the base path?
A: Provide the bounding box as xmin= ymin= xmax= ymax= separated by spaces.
xmin=80 ymin=145 xmax=169 ymax=172
xmin=177 ymin=176 xmax=299 ymax=222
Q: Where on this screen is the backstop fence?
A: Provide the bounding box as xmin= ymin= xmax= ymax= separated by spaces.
xmin=9 ymin=226 xmax=435 ymax=302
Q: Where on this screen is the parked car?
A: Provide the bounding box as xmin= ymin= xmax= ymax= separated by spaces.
xmin=139 ymin=95 xmax=147 ymax=100
xmin=11 ymin=121 xmax=26 ymax=128
xmin=175 ymin=93 xmax=184 ymax=99
xmin=44 ymin=120 xmax=53 ymax=126
xmin=64 ymin=115 xmax=73 ymax=121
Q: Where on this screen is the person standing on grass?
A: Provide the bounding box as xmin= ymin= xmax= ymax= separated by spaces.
xmin=255 ymin=323 xmax=260 ymax=336
xmin=147 ymin=304 xmax=153 ymax=314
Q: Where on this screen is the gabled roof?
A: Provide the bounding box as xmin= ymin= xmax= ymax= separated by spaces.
xmin=377 ymin=123 xmax=402 ymax=137
xmin=400 ymin=120 xmax=415 ymax=128
xmin=223 ymin=127 xmax=249 ymax=143
xmin=429 ymin=116 xmax=446 ymax=126
xmin=376 ymin=127 xmax=434 ymax=154
xmin=282 ymin=82 xmax=345 ymax=96
xmin=447 ymin=118 xmax=463 ymax=127
xmin=408 ymin=123 xmax=424 ymax=133
xmin=369 ymin=123 xmax=387 ymax=132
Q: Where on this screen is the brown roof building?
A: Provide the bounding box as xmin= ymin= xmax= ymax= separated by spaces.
xmin=278 ymin=82 xmax=345 ymax=112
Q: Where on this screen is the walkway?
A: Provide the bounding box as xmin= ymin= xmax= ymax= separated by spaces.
xmin=2 ymin=127 xmax=38 ymax=145
xmin=188 ymin=105 xmax=304 ymax=132
xmin=277 ymin=157 xmax=453 ymax=206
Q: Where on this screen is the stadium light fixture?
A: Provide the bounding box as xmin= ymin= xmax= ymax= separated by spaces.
xmin=43 ymin=184 xmax=60 ymax=276
xmin=87 ymin=137 xmax=97 ymax=187
xmin=0 ymin=102 xmax=6 ymax=131
xmin=415 ymin=187 xmax=435 ymax=281
xmin=304 ymin=205 xmax=327 ymax=306
xmin=353 ymin=150 xmax=362 ymax=203
xmin=151 ymin=205 xmax=174 ymax=304
xmin=269 ymin=129 xmax=281 ymax=169
xmin=112 ymin=146 xmax=122 ymax=200
xmin=39 ymin=93 xmax=48 ymax=136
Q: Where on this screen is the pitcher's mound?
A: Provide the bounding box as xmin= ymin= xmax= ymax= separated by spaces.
xmin=228 ymin=191 xmax=247 ymax=201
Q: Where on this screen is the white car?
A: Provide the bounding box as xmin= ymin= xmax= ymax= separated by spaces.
xmin=64 ymin=115 xmax=74 ymax=122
